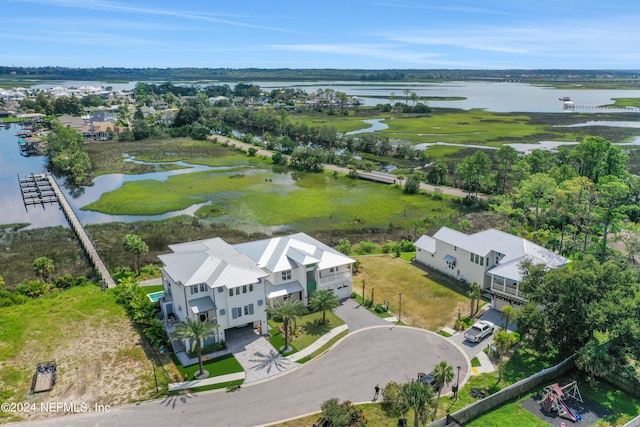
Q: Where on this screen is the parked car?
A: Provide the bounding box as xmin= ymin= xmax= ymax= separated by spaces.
xmin=464 ymin=320 xmax=495 ymax=343
xmin=418 ymin=372 xmax=441 ymax=392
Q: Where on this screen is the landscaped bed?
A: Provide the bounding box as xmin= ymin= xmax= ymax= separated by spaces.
xmin=268 ymin=309 xmax=345 ymax=355
xmin=169 ymin=353 xmax=243 ymax=382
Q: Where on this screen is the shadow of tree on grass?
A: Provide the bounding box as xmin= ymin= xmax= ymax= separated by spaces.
xmin=303 ymin=319 xmax=331 ymax=336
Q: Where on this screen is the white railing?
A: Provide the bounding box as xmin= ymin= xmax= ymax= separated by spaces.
xmin=318 ymin=271 xmax=351 ymax=285
xmin=491 ymin=281 xmax=524 ymax=298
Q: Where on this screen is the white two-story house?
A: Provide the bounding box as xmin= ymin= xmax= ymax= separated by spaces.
xmin=234 ymin=232 xmax=356 ymax=305
xmin=414 ymin=227 xmax=569 ymax=311
xmin=158 ymin=232 xmax=355 ymax=354
xmin=158 ymin=237 xmax=269 ymax=353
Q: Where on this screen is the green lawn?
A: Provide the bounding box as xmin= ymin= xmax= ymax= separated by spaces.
xmin=268 ymin=309 xmax=345 ymax=353
xmin=467 ymin=398 xmax=550 ymax=427
xmin=266 ymin=402 xmax=396 ymax=427
xmin=465 ymin=378 xmax=640 ymax=427
xmin=143 ymin=285 xmax=164 ymax=294
xmin=170 ymin=353 xmax=243 ymax=381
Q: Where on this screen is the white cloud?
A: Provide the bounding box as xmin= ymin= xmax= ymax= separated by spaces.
xmin=12 ymin=0 xmax=298 ymax=33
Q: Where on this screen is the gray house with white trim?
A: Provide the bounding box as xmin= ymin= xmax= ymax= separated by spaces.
xmin=415 ymin=227 xmax=569 ymax=310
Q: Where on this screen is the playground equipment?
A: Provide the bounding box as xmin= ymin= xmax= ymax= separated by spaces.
xmin=538 ymin=381 xmax=583 ymax=422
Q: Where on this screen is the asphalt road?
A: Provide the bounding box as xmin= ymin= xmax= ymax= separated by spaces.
xmin=15 ymin=326 xmax=469 ymax=427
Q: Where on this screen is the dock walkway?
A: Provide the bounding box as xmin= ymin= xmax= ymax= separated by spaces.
xmin=47 ymin=175 xmax=116 ymax=289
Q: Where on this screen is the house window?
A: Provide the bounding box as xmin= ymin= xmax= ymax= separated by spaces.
xmin=281 ymin=270 xmax=292 ymax=281
xmin=190 ymin=285 xmax=199 ymax=295
xmin=249 ymin=283 xmax=254 ymax=292
xmin=470 ymin=253 xmax=474 ymax=262
xmin=474 ymin=254 xmax=479 ymax=264
xmin=229 ymin=288 xmax=234 ymax=297
xmin=243 ymin=285 xmax=247 ymax=294
xmin=200 ymin=283 xmax=207 ymax=293
xmin=232 ymin=307 xmax=242 ymax=319
xmin=480 ymin=257 xmax=484 ymax=266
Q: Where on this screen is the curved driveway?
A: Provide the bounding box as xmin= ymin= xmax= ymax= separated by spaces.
xmin=17 ymin=326 xmax=468 ymax=427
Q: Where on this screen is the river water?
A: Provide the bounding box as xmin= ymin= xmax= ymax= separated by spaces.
xmin=28 ymin=80 xmax=640 ymax=113
xmin=2 ymin=80 xmax=640 ymax=229
xmin=0 ymin=124 xmax=221 ymax=228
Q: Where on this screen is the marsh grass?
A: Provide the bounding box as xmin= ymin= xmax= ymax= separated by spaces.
xmin=82 ymin=167 xmax=456 ymax=232
xmin=0 ymin=225 xmax=93 ymax=290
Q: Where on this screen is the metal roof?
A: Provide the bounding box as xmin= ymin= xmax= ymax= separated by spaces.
xmin=430 ymin=226 xmax=569 ymax=267
xmin=415 ymin=235 xmax=436 ymax=253
xmin=266 ymin=281 xmax=304 ymax=299
xmin=234 ymin=232 xmax=355 ymax=273
xmin=423 ymin=227 xmax=569 ymax=280
xmin=189 ymin=296 xmax=216 ymax=314
xmin=159 ymin=238 xmax=268 ymax=289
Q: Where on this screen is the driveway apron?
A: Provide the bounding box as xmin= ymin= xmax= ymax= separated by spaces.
xmin=335 ymin=297 xmax=391 ymax=331
xmin=225 ymin=327 xmax=298 ymax=383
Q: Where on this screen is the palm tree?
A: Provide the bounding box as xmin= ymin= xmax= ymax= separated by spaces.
xmin=309 ymin=289 xmax=340 ymax=324
xmin=33 ymin=257 xmax=55 ymax=282
xmin=267 ymin=299 xmax=307 ymax=352
xmin=401 ymin=380 xmax=435 ymax=427
xmin=432 ymin=361 xmax=454 ymax=417
xmin=501 ymin=305 xmax=514 ymax=330
xmin=172 ymin=318 xmax=219 ymax=378
xmin=493 ymin=330 xmax=516 ymax=384
xmin=576 ymin=339 xmax=615 ymax=381
xmin=122 ymin=234 xmax=149 ymax=274
xmin=468 ymin=282 xmax=482 ymax=317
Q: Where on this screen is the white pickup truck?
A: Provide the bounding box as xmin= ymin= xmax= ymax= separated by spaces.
xmin=464 ymin=320 xmax=495 ymax=342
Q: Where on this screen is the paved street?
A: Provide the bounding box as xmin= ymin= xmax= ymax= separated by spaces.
xmin=14 ymin=326 xmax=468 ymax=427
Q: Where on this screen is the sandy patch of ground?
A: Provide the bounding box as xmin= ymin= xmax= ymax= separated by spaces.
xmin=13 ymin=318 xmax=161 ymax=421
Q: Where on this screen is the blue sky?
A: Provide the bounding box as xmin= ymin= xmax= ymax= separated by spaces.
xmin=1 ymin=0 xmax=639 ymax=69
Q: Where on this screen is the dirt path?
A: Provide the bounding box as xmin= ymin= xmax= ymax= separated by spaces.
xmin=210 ymin=134 xmax=482 ymax=199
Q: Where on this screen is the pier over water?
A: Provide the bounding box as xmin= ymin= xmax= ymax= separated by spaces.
xmin=18 ymin=173 xmax=116 ymax=289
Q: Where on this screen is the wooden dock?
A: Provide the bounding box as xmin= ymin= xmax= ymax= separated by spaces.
xmin=46 ymin=175 xmax=117 ymax=289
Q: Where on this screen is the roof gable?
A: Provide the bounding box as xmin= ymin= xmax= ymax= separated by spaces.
xmin=161 ymin=238 xmax=267 ymax=288
xmin=423 ymin=226 xmax=569 ymax=275
xmin=234 ymin=232 xmax=355 ymax=273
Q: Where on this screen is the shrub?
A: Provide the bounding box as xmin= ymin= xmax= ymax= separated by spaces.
xmin=15 ymin=280 xmax=50 ymax=298
xmin=54 ymin=274 xmax=78 ymax=290
xmin=320 ymin=398 xmax=367 ymax=427
xmin=0 ymin=290 xmax=28 ymax=306
xmin=381 ymin=240 xmax=395 ymax=253
xmin=354 ymin=241 xmax=376 ymax=255
xmin=336 ymin=238 xmax=352 ymax=255
xmin=374 ymin=304 xmax=388 ymax=313
xmin=187 ymin=341 xmax=226 ymax=358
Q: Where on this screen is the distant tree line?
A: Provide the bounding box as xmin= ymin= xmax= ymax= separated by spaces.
xmin=2 ymin=66 xmax=639 ymax=82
